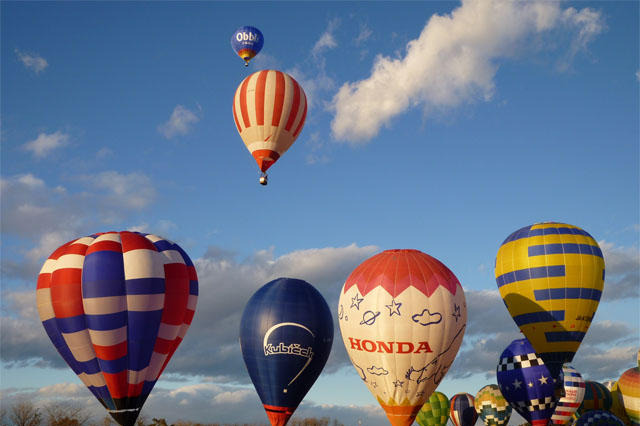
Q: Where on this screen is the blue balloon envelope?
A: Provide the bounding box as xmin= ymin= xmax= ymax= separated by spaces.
xmin=231 ymin=25 xmax=264 ymax=66
xmin=497 ymin=338 xmax=559 ymax=426
xmin=573 ymin=410 xmax=624 ymax=426
xmin=240 ymin=278 xmax=333 ymax=426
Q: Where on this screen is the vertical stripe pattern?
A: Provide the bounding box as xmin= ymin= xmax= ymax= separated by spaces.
xmin=36 ymin=231 xmax=198 ymax=426
xmin=233 ymin=70 xmax=307 ymax=172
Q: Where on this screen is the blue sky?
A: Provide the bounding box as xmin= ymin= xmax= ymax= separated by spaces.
xmin=1 ymin=1 xmax=638 ymax=425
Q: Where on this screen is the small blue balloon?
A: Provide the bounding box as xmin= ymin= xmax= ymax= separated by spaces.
xmin=240 ymin=277 xmax=333 ymax=425
xmin=573 ymin=410 xmax=624 ymax=426
xmin=231 ymin=26 xmax=264 ymax=65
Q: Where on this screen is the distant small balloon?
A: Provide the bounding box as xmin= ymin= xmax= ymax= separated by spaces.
xmin=618 ymin=350 xmax=640 ymax=426
xmin=551 ymin=365 xmax=586 ymax=425
xmin=450 ymin=393 xmax=478 ymax=426
xmin=416 ymin=391 xmax=450 ymax=426
xmin=475 ymin=384 xmax=512 ymax=426
xmin=231 ymin=25 xmax=263 ymax=66
xmin=573 ymin=410 xmax=625 ymax=426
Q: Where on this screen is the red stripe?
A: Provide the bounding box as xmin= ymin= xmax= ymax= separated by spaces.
xmin=55 ymin=242 xmax=90 ymax=258
xmin=102 ymin=370 xmax=128 ymax=399
xmin=94 ymin=341 xmax=127 ymax=361
xmin=153 ymin=337 xmax=174 ymax=355
xmin=37 ymin=272 xmax=52 ymax=290
xmin=51 ymin=269 xmax=83 ymax=318
xmin=126 ymin=381 xmax=145 ymax=398
xmin=120 ymin=232 xmax=156 ymax=253
xmin=161 ymin=263 xmax=189 ymax=324
xmin=292 ymin=92 xmax=307 ymax=138
xmin=184 ymin=308 xmax=196 ymax=325
xmin=48 ymin=241 xmax=76 ymax=260
xmin=255 ymin=70 xmax=268 ymax=126
xmin=187 ymin=265 xmax=198 ymax=282
xmin=272 ymin=71 xmax=286 ymax=126
xmin=85 ymin=240 xmax=122 ymax=255
xmin=239 ymin=76 xmax=251 ymax=128
xmin=284 ymin=78 xmax=301 ymax=132
xmin=233 ymin=89 xmax=242 ymax=133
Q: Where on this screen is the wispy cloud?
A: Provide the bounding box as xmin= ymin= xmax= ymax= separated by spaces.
xmin=158 ymin=105 xmax=200 ymax=139
xmin=600 ymin=240 xmax=640 ymax=300
xmin=22 ymin=131 xmax=69 ymax=158
xmin=354 ymin=23 xmax=373 ymax=46
xmin=15 ymin=49 xmax=48 ymax=73
xmin=312 ymin=18 xmax=340 ymax=59
xmin=330 ymin=0 xmax=605 ymax=144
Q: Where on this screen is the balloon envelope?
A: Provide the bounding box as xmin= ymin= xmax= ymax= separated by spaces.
xmin=573 ymin=410 xmax=625 ymax=426
xmin=618 ymin=351 xmax=640 ymax=426
xmin=416 ymin=391 xmax=450 ymax=426
xmin=233 ymin=69 xmax=307 ymax=177
xmin=450 ymin=393 xmax=478 ymax=426
xmin=551 ymin=365 xmax=586 ymax=425
xmin=338 ymin=249 xmax=467 ymax=426
xmin=239 ymin=278 xmax=333 ymax=426
xmin=497 ymin=338 xmax=558 ymax=426
xmin=576 ymin=381 xmax=613 ymax=418
xmin=230 ymin=26 xmax=263 ymax=65
xmin=36 ymin=232 xmax=198 ymax=426
xmin=495 ymin=222 xmax=605 ymax=378
xmin=475 ymin=384 xmax=512 ymax=426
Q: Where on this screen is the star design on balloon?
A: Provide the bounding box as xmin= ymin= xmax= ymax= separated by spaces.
xmin=539 ymin=375 xmax=548 ymax=385
xmin=452 ymin=304 xmax=461 ymax=322
xmin=528 ymin=382 xmax=534 ymax=388
xmin=351 ymin=293 xmax=364 ymax=310
xmin=393 ymin=379 xmax=404 ymax=388
xmin=386 ymin=299 xmax=402 ymax=316
xmin=513 ymin=379 xmax=522 ymax=389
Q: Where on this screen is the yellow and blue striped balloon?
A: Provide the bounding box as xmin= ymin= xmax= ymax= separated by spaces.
xmin=495 ymin=222 xmax=605 ymax=378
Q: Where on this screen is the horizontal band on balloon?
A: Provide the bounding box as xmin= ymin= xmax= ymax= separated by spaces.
xmin=527 ymin=243 xmax=603 ymax=258
xmin=512 ymin=310 xmax=565 ymax=326
xmin=543 ymin=331 xmax=586 ymax=342
xmin=496 ymin=265 xmax=565 ymax=287
xmin=83 ymin=295 xmax=165 ymax=314
xmin=501 ymin=226 xmax=592 ymax=245
xmin=83 ymin=278 xmax=166 ymax=298
xmin=378 ymin=403 xmax=422 ymax=416
xmin=533 ymin=288 xmax=602 ymax=301
xmin=236 ymin=48 xmax=257 ymax=58
xmin=262 ymin=404 xmax=294 ymax=414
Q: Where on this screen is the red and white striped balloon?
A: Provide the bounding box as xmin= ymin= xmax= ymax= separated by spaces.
xmin=232 ymin=69 xmax=307 ymax=174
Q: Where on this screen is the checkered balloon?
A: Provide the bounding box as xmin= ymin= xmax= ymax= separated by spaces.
xmin=573 ymin=410 xmax=625 ymax=426
xmin=497 ymin=338 xmax=558 ymax=426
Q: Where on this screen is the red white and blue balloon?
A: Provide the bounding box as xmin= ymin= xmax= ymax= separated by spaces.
xmin=552 ymin=365 xmax=586 ymax=425
xmin=36 ymin=231 xmax=198 ymax=426
xmin=497 ymin=338 xmax=558 ymax=426
xmin=450 ymin=393 xmax=478 ymax=426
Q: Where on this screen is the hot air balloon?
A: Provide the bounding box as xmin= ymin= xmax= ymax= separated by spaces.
xmin=576 ymin=382 xmax=613 ymax=418
xmin=416 ymin=391 xmax=450 ymax=426
xmin=617 ymin=350 xmax=640 ymax=426
xmin=232 ymin=69 xmax=307 ymax=185
xmin=551 ymin=365 xmax=586 ymax=425
xmin=338 ymin=249 xmax=467 ymax=426
xmin=36 ymin=231 xmax=198 ymax=426
xmin=573 ymin=410 xmax=625 ymax=426
xmin=475 ymin=384 xmax=512 ymax=426
xmin=494 ymin=222 xmax=605 ymax=378
xmin=497 ymin=338 xmax=558 ymax=426
xmin=231 ymin=26 xmax=264 ymax=66
xmin=239 ymin=278 xmax=333 ymax=426
xmin=605 ymin=381 xmax=633 ymax=426
xmin=450 ymin=393 xmax=478 ymax=426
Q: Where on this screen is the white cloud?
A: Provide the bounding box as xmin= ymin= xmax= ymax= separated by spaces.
xmin=330 ymin=0 xmax=605 ymax=144
xmin=38 ymin=383 xmax=84 ymax=397
xmin=86 ymin=171 xmax=156 ymax=210
xmin=212 ymin=389 xmax=253 ymax=404
xmin=15 ymin=49 xmax=48 ymax=73
xmin=600 ymin=240 xmax=639 ymax=300
xmin=312 ymin=19 xmax=340 ymax=58
xmin=158 ymin=105 xmax=200 ymax=139
xmin=354 ymin=24 xmax=373 ymax=46
xmin=22 ymin=131 xmax=69 ymax=158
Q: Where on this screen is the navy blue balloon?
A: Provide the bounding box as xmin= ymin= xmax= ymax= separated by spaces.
xmin=497 ymin=338 xmax=559 ymax=426
xmin=573 ymin=410 xmax=624 ymax=426
xmin=231 ymin=25 xmax=264 ymax=66
xmin=240 ymin=278 xmax=333 ymax=426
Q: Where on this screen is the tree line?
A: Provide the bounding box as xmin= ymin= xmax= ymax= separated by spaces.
xmin=0 ymin=401 xmax=345 ymax=426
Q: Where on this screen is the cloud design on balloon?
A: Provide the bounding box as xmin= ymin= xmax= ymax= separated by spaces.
xmin=367 ymin=366 xmax=389 ymax=376
xmin=412 ymin=309 xmax=442 ymax=326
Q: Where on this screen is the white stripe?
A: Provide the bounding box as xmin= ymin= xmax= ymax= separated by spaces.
xmin=264 ymin=71 xmax=276 ymax=128
xmin=128 ymin=366 xmax=148 ymax=385
xmin=92 ymin=233 xmax=121 ymax=244
xmin=159 ymin=249 xmax=185 ymax=265
xmin=36 ymin=288 xmax=55 ymax=321
xmin=78 ymin=371 xmax=106 ymax=387
xmin=158 ymin=323 xmax=181 ymax=340
xmin=127 ymin=293 xmax=164 ymax=311
xmin=39 ymin=258 xmax=58 ymax=274
xmin=83 ymin=296 xmax=126 ymax=315
xmin=54 ymin=253 xmax=85 ymax=270
xmin=246 ymin=72 xmax=259 ymax=128
xmin=62 ymin=330 xmax=96 ymax=362
xmin=146 ymin=352 xmax=168 ymax=381
xmin=187 ymin=294 xmax=197 ymax=311
xmin=123 ymin=249 xmax=165 ymax=279
xmin=145 ymin=234 xmax=172 ymax=244
xmin=73 ymin=236 xmax=96 ymax=246
xmin=178 ymin=324 xmax=189 ymax=339
xmin=88 ymin=326 xmax=127 ymax=346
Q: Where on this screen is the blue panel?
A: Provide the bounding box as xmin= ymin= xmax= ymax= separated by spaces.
xmin=534 ymin=287 xmax=602 ymax=301
xmin=85 ymin=311 xmax=127 ymax=331
xmin=512 ymin=310 xmax=565 ymax=326
xmin=544 ymin=331 xmax=586 ymax=342
xmin=174 ymin=245 xmax=195 ymax=267
xmin=231 ymin=26 xmax=264 ymax=55
xmin=97 ymin=356 xmax=128 ymax=374
xmin=496 ymin=265 xmax=565 ymax=287
xmin=125 ymin=278 xmax=165 ymax=295
xmin=501 ymin=225 xmax=592 ymax=246
xmin=56 ymin=314 xmax=87 ymax=333
xmin=189 ymin=280 xmax=198 ymax=295
xmin=527 ymin=243 xmax=603 ymax=258
xmin=152 ymin=239 xmax=174 ymax=252
xmin=239 ymin=278 xmax=333 ymax=411
xmin=82 ymin=251 xmax=126 ymax=298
